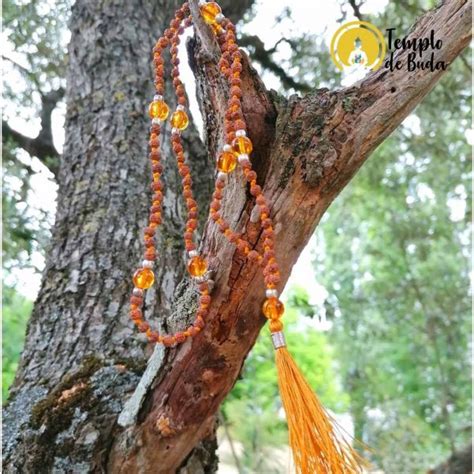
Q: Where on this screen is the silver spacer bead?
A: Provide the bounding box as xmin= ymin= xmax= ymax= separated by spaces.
xmin=153 ymin=94 xmax=163 ymax=101
xmin=188 ymin=250 xmax=199 ymax=258
xmin=142 ymin=260 xmax=154 ymax=268
xmin=235 ymin=129 xmax=246 ymax=137
xmin=176 ymin=104 xmax=185 ymax=111
xmin=215 ymin=13 xmax=225 ymax=24
xmin=171 ymin=127 xmax=180 ymax=135
xmin=194 ymin=274 xmax=209 ymax=283
xmin=271 ymin=331 xmax=286 ymax=350
xmin=152 ymin=118 xmax=161 ymax=125
xmin=217 ymin=171 xmax=227 ymax=181
xmin=223 ymin=144 xmax=232 ymax=152
xmin=238 ymin=154 xmax=249 ymax=164
xmin=198 ymin=0 xmax=206 ymax=5
xmin=266 ymin=289 xmax=279 ymax=298
xmin=133 ymin=288 xmax=144 ymax=297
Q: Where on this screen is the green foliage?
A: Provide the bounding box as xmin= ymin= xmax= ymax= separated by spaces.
xmin=2 ymin=286 xmax=32 ymax=402
xmin=3 ymin=143 xmax=34 ymax=269
xmin=3 ymin=0 xmax=70 ymax=101
xmin=2 ymin=0 xmax=67 ymax=273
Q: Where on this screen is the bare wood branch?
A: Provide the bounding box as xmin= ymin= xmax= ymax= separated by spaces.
xmin=2 ymin=87 xmax=64 ymax=177
xmin=239 ymin=34 xmax=312 ymax=92
xmin=348 ymin=0 xmax=364 ymax=21
xmin=2 ymin=121 xmax=58 ymax=177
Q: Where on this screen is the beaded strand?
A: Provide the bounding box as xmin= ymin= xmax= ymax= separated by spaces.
xmin=129 ymin=1 xmax=284 ymax=347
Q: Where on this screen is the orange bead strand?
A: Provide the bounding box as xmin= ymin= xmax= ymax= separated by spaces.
xmin=130 ymin=2 xmax=283 ymax=347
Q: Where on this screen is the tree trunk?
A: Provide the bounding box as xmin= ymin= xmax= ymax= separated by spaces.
xmin=3 ymin=0 xmax=471 ymax=472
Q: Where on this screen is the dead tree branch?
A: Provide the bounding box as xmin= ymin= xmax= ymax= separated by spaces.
xmin=2 ymin=87 xmax=64 ymax=177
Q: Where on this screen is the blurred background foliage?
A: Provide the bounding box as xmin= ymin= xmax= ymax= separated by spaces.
xmin=2 ymin=0 xmax=471 ymax=473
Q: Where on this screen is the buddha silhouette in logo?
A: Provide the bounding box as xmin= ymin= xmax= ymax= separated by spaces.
xmin=348 ymin=37 xmax=368 ymax=67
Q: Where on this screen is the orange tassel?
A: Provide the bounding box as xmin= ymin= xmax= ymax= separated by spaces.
xmin=273 ymin=334 xmax=367 ymax=474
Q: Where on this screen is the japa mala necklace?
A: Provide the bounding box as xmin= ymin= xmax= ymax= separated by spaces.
xmin=129 ymin=2 xmax=366 ymax=473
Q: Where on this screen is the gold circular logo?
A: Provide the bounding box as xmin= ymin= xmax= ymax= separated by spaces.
xmin=330 ymin=21 xmax=386 ymax=71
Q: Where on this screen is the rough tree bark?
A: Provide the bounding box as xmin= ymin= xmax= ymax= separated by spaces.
xmin=3 ymin=0 xmax=471 ymax=473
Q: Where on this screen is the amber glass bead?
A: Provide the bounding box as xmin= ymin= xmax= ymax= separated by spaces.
xmin=187 ymin=256 xmax=207 ymax=277
xmin=262 ymin=297 xmax=284 ymax=320
xmin=149 ymin=100 xmax=169 ymax=120
xmin=232 ymin=136 xmax=253 ymax=155
xmin=200 ymin=2 xmax=221 ymax=25
xmin=171 ymin=110 xmax=189 ymax=130
xmin=217 ymin=151 xmax=237 ymax=173
xmin=133 ymin=268 xmax=155 ymax=289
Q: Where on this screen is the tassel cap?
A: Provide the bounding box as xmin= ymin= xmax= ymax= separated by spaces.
xmin=271 ymin=331 xmax=286 ymax=349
